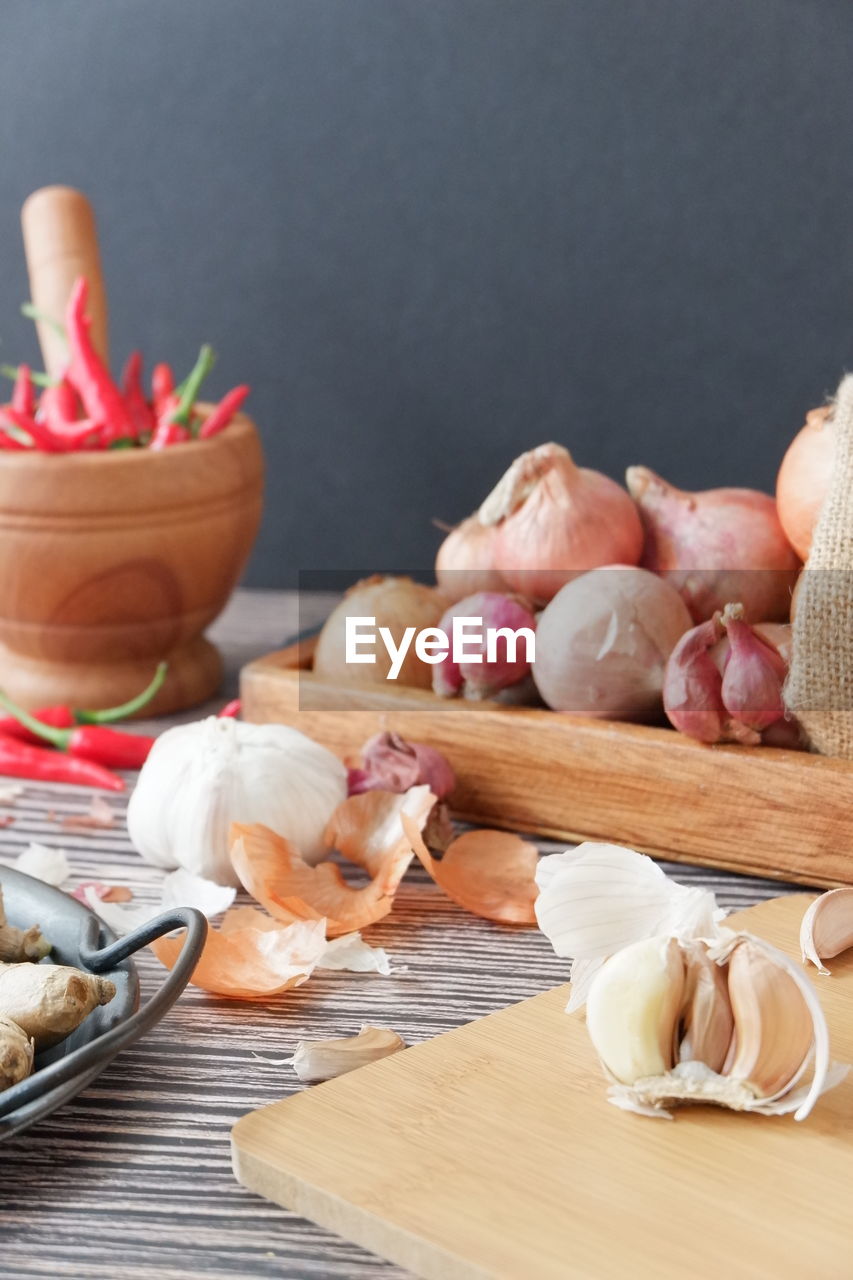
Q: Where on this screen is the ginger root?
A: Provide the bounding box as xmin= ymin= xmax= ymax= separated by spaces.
xmin=0 ymin=887 xmax=50 ymax=962
xmin=0 ymin=1014 xmax=33 ymax=1089
xmin=0 ymin=962 xmax=116 ymax=1050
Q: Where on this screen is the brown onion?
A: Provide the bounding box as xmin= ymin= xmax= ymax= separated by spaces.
xmin=313 ymin=576 xmax=446 ymax=689
xmin=532 ymin=566 xmax=692 ymax=720
xmin=626 ymin=465 xmax=800 ymax=623
xmin=435 ymin=515 xmax=507 ymax=602
xmin=478 ymin=443 xmax=643 ymax=606
xmin=776 ymin=404 xmax=835 ymax=560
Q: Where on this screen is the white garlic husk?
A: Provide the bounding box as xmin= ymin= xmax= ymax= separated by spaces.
xmin=127 ymin=717 xmax=347 ymax=886
xmin=535 ymin=842 xmax=849 ymax=1121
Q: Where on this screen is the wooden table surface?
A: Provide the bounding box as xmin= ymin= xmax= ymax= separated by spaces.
xmin=0 ymin=589 xmax=808 ymax=1280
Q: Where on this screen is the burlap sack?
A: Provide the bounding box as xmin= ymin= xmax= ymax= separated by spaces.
xmin=786 ymin=373 xmax=853 ymax=755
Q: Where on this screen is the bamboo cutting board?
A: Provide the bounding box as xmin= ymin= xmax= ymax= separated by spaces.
xmin=231 ymin=895 xmax=853 ymax=1280
xmin=241 ymin=643 xmax=853 ymax=886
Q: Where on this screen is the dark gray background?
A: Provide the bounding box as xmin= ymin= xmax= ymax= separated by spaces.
xmin=0 ymin=0 xmax=849 ymax=585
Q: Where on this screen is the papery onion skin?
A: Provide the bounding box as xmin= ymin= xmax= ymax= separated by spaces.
xmin=532 ymin=566 xmax=693 ymax=721
xmin=433 ymin=591 xmax=537 ymax=700
xmin=776 ymin=405 xmax=835 ymax=561
xmin=478 ymin=443 xmax=644 ymax=606
xmin=626 ymin=466 xmax=801 ymax=623
xmin=313 ymin=575 xmax=446 ymax=689
xmin=435 ymin=516 xmax=507 ymax=602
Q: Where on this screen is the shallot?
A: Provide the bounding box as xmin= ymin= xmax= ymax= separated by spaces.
xmin=626 ymin=466 xmax=800 ymax=622
xmin=662 ymin=604 xmax=801 ymax=747
xmin=532 ymin=566 xmax=692 ymax=721
xmin=313 ymin=576 xmax=447 ymax=689
xmin=432 ymin=591 xmax=537 ymax=700
xmin=347 ymin=731 xmax=456 ymax=799
xmin=435 ymin=516 xmax=506 ymax=602
xmin=477 ymin=443 xmax=643 ymax=605
xmin=776 ymin=404 xmax=835 ymax=560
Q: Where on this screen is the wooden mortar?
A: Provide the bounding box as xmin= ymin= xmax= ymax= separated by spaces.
xmin=0 ymin=410 xmax=263 ymax=714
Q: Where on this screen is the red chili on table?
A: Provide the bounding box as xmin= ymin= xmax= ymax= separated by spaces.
xmin=0 ymin=737 xmax=124 ymax=791
xmin=0 ymin=663 xmax=166 ymax=770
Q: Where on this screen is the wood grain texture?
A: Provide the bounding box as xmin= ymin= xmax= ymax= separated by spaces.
xmin=21 ymin=186 xmax=110 ymax=377
xmin=0 ymin=415 xmax=264 ymax=714
xmin=0 ymin=591 xmax=812 ymax=1280
xmin=241 ymin=644 xmax=853 ymax=888
xmin=232 ymin=894 xmax=853 ymax=1280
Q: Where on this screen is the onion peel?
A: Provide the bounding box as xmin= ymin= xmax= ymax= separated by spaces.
xmin=401 ymin=816 xmax=539 ymax=924
xmin=230 ymin=785 xmax=434 ymax=937
xmin=322 ymin=785 xmax=435 ymax=884
xmin=151 ymin=912 xmax=327 ymax=999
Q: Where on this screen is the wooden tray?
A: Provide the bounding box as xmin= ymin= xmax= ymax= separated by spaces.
xmin=232 ymin=895 xmax=853 ymax=1280
xmin=240 ymin=640 xmax=853 ymax=888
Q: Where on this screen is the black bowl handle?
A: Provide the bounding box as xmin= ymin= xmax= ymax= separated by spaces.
xmin=0 ymin=908 xmax=207 ymax=1118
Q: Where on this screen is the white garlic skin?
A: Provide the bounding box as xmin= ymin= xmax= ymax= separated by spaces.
xmin=127 ymin=717 xmax=347 ymax=886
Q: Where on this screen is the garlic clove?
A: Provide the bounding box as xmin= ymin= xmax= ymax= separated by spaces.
xmin=723 ymin=938 xmax=813 ymax=1099
xmin=678 ymin=941 xmax=733 ymax=1074
xmin=586 ymin=936 xmax=685 ymax=1085
xmin=290 ymin=1025 xmax=405 ymax=1083
xmin=800 ymin=888 xmax=853 ymax=975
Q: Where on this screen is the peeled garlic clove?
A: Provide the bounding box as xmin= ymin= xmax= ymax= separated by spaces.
xmin=586 ymin=936 xmax=684 ymax=1085
xmin=800 ymin=888 xmax=853 ymax=975
xmin=290 ymin=1026 xmax=406 ymax=1083
xmin=724 ymin=938 xmax=813 ymax=1099
xmin=679 ymin=941 xmax=733 ymax=1074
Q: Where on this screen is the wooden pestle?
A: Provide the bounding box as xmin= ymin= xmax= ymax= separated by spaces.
xmin=20 ymin=186 xmax=109 ymax=379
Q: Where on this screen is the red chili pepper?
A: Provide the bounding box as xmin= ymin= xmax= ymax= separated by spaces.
xmin=0 ymin=737 xmax=124 ymax=791
xmin=11 ymin=365 xmax=35 ymax=419
xmin=65 ymin=278 xmax=135 ymax=445
xmin=218 ymin=698 xmax=241 ymax=718
xmin=62 ymin=726 xmax=156 ymax=770
xmin=0 ymin=696 xmax=155 ymax=770
xmin=0 ymin=665 xmax=166 ymax=763
xmin=39 ymin=380 xmax=103 ymax=450
xmin=0 ymin=705 xmax=75 ymax=744
xmin=122 ymin=351 xmax=155 ymax=437
xmin=198 ymin=385 xmax=250 ymax=439
xmin=151 ymin=363 xmax=175 ymax=416
xmin=0 ymin=407 xmax=60 ymax=452
xmin=0 ymin=428 xmax=28 ymax=451
xmin=149 ymin=420 xmax=190 ymax=450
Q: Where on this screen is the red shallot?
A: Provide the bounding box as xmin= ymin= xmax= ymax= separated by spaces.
xmin=347 ymin=731 xmax=456 ymax=799
xmin=478 ymin=444 xmax=643 ymax=605
xmin=663 ymin=604 xmax=801 ymax=747
xmin=432 ymin=591 xmax=537 ymax=700
xmin=626 ymin=466 xmax=800 ymax=623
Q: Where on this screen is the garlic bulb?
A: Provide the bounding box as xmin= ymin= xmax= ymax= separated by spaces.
xmin=127 ymin=717 xmax=347 ymax=886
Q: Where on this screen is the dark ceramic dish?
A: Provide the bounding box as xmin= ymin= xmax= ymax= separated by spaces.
xmin=0 ymin=866 xmax=207 ymax=1140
